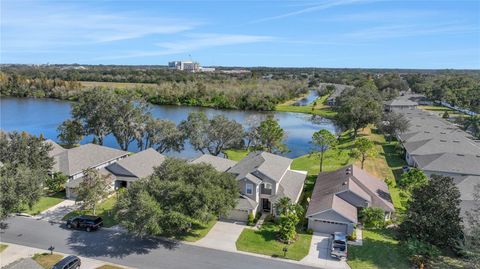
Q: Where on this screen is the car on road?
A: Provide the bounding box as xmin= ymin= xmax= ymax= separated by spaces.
xmin=52 ymin=255 xmax=81 ymax=269
xmin=66 ymin=215 xmax=103 ymax=232
xmin=330 ymin=232 xmax=348 ymax=260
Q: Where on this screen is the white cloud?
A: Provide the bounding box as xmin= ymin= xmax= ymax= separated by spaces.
xmin=2 ymin=1 xmax=199 ymax=49
xmin=96 ymin=33 xmax=275 ymax=60
xmin=248 ymin=0 xmax=370 ymax=24
xmin=342 ymin=23 xmax=478 ymax=40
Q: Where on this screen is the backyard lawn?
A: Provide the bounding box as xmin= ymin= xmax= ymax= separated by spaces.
xmin=224 ymin=149 xmax=249 ymax=161
xmin=347 ymin=229 xmax=410 ymax=269
xmin=32 ymin=253 xmax=64 ymax=269
xmin=276 ymin=94 xmax=337 ymax=118
xmin=418 ymin=105 xmax=469 ymax=119
xmin=236 ymin=223 xmax=312 ymax=261
xmin=62 ymin=195 xmax=117 ymax=227
xmin=21 ymin=191 xmax=65 ymax=215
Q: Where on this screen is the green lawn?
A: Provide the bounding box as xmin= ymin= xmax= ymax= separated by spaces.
xmin=62 ymin=195 xmax=117 ymax=227
xmin=21 ymin=191 xmax=65 ymax=215
xmin=224 ymin=149 xmax=249 ymax=161
xmin=276 ymin=94 xmax=337 ymax=118
xmin=171 ymin=219 xmax=217 ymax=242
xmin=32 ymin=253 xmax=64 ymax=269
xmin=236 ymin=223 xmax=312 ymax=261
xmin=347 ymin=229 xmax=410 ymax=269
xmin=418 ymin=105 xmax=468 ymax=119
xmin=0 ymin=244 xmax=8 ymax=253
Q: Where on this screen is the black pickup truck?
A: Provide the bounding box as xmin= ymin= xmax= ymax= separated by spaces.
xmin=66 ymin=215 xmax=103 ymax=232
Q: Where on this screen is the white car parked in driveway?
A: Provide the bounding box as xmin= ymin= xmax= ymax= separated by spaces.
xmin=330 ymin=232 xmax=348 ymax=260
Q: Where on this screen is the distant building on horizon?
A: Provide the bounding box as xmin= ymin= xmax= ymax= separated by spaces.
xmin=168 ymin=61 xmax=200 ymax=72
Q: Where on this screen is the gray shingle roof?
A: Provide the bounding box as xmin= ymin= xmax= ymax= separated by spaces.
xmin=45 ymin=139 xmax=66 ymax=157
xmin=191 ymin=154 xmax=237 ymax=172
xmin=404 ymin=137 xmax=480 ymax=156
xmin=53 ymin=143 xmax=128 ymax=176
xmin=228 ymin=151 xmax=292 ymax=182
xmin=307 ymin=164 xmax=394 ymax=221
xmin=306 ymin=193 xmax=358 ymax=223
xmin=274 ymin=170 xmax=306 ymax=203
xmin=235 ymin=195 xmax=258 ymax=210
xmin=385 ymin=99 xmax=418 ymax=107
xmin=106 ymin=148 xmax=165 ymax=179
xmin=414 ymin=153 xmax=480 ymax=176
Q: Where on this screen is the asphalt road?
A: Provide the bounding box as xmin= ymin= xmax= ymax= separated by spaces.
xmin=1 ymin=217 xmax=316 ymax=269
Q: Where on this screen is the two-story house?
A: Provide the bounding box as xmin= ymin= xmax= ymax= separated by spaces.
xmin=192 ymin=151 xmax=307 ymax=222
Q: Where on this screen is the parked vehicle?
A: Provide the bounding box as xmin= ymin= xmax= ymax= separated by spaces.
xmin=66 ymin=215 xmax=103 ymax=232
xmin=330 ymin=232 xmax=348 ymax=260
xmin=52 ymin=255 xmax=81 ymax=269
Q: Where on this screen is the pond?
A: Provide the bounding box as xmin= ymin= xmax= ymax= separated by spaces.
xmin=294 ymin=90 xmax=318 ymax=106
xmin=0 ymin=97 xmax=339 ymax=159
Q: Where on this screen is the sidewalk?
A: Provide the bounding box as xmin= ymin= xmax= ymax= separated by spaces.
xmin=0 ymin=243 xmax=132 ymax=269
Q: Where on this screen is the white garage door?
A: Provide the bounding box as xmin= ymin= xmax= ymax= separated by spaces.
xmin=308 ymin=219 xmax=348 ymax=234
xmin=225 ymin=209 xmax=249 ymax=222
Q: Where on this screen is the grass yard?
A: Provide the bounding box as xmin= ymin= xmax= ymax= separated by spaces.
xmin=32 ymin=253 xmax=64 ymax=269
xmin=62 ymin=195 xmax=117 ymax=227
xmin=224 ymin=149 xmax=250 ymax=161
xmin=347 ymin=229 xmax=410 ymax=269
xmin=418 ymin=105 xmax=468 ymax=119
xmin=236 ymin=223 xmax=312 ymax=261
xmin=291 ymin=126 xmax=407 ymax=211
xmin=21 ymin=191 xmax=65 ymax=215
xmin=276 ymin=94 xmax=337 ymax=118
xmin=172 ymin=219 xmax=217 ymax=242
xmin=0 ymin=244 xmax=8 ymax=253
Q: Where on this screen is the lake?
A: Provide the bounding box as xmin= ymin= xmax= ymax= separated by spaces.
xmin=0 ymin=97 xmax=339 ymax=159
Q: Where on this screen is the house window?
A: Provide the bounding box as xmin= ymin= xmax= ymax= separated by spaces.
xmin=264 ymin=183 xmax=272 ymax=189
xmin=246 ymin=183 xmax=253 ymax=195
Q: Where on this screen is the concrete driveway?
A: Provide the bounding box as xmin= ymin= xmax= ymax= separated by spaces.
xmin=194 ymin=220 xmax=246 ymax=252
xmin=300 ymin=233 xmax=350 ymax=269
xmin=34 ymin=199 xmax=79 ymax=223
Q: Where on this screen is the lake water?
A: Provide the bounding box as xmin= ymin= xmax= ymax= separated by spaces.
xmin=0 ymin=97 xmax=339 ymax=159
xmin=294 ymin=90 xmax=318 ymax=106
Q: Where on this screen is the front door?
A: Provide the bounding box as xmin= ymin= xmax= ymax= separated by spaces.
xmin=262 ymin=198 xmax=271 ymax=212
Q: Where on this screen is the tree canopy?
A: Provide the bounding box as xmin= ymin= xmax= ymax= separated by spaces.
xmin=115 ymin=158 xmax=238 ymax=237
xmin=311 ymin=129 xmax=337 ymax=172
xmin=180 ymin=112 xmax=244 ymax=156
xmin=335 ymin=83 xmax=383 ymax=137
xmin=399 ymin=174 xmax=463 ymax=249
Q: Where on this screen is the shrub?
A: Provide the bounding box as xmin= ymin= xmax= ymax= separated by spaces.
xmin=306 ymin=228 xmax=314 ymax=235
xmin=347 ymin=230 xmax=357 ymax=241
xmin=360 ymin=207 xmax=385 ymax=228
xmin=45 ymin=172 xmax=68 ymax=193
xmin=247 ymin=213 xmax=255 ymax=226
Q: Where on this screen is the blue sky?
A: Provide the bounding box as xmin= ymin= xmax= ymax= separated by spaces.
xmin=1 ymin=0 xmax=479 ymax=68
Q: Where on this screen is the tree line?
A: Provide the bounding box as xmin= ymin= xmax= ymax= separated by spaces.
xmin=59 ymin=89 xmax=289 ymax=155
xmin=0 ymin=68 xmax=309 ymax=111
